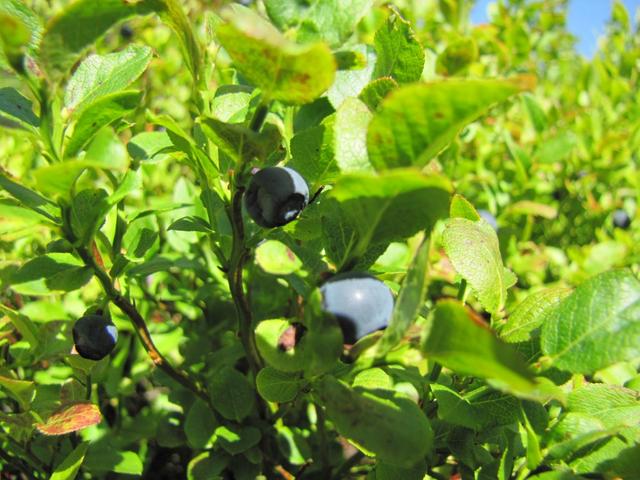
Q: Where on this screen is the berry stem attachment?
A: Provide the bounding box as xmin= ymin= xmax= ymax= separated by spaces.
xmin=75 ymin=246 xmax=210 ymax=405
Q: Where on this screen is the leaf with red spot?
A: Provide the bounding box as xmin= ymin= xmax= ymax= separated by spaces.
xmin=36 ymin=402 xmax=102 ymax=435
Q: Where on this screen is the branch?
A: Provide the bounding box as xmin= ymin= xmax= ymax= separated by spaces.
xmin=76 ymin=246 xmax=210 ymax=405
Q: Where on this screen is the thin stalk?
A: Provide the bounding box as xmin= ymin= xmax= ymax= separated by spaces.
xmin=75 ymin=246 xmax=210 ymax=405
xmin=227 ymin=185 xmax=262 ymax=376
xmin=332 ymin=451 xmax=365 ymax=479
xmin=457 ymin=278 xmax=467 ymax=302
xmin=315 ymin=404 xmax=330 ymax=478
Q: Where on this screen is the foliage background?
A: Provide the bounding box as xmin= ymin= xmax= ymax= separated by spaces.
xmin=0 ymin=0 xmax=638 ymax=479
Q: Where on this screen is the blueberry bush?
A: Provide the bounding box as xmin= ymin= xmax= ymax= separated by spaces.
xmin=0 ymin=0 xmax=638 ymax=479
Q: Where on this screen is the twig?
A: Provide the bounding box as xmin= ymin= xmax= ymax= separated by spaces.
xmin=316 ymin=404 xmax=330 ymax=478
xmin=332 ymin=451 xmax=365 ymax=479
xmin=75 ymin=246 xmax=210 ymax=405
xmin=227 ymin=186 xmax=262 ymax=376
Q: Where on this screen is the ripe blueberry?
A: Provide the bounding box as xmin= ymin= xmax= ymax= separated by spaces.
xmin=244 ymin=167 xmax=309 ymax=228
xmin=320 ymin=273 xmax=394 ymax=344
xmin=72 ymin=314 xmax=118 ymax=361
xmin=613 ymin=209 xmax=631 ymax=229
xmin=478 ymin=209 xmax=498 ymax=231
xmin=120 ymin=24 xmax=134 ymax=40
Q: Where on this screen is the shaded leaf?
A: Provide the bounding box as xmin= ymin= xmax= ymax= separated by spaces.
xmin=51 ymin=442 xmax=88 ymax=480
xmin=65 ymin=91 xmax=142 ymax=158
xmin=316 ymin=375 xmax=433 ymax=468
xmin=256 ymin=367 xmax=303 ymax=403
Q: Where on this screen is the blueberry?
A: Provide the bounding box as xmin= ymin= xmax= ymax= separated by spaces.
xmin=120 ymin=24 xmax=134 ymax=40
xmin=320 ymin=273 xmax=394 ymax=344
xmin=613 ymin=209 xmax=631 ymax=229
xmin=244 ymin=167 xmax=309 ymax=228
xmin=72 ymin=314 xmax=118 ymax=361
xmin=478 ymin=209 xmax=498 ymax=231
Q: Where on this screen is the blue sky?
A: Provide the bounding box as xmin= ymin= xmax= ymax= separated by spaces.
xmin=470 ymin=0 xmax=640 ymax=57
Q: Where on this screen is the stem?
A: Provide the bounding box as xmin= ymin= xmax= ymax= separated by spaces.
xmin=75 ymin=246 xmax=210 ymax=405
xmin=316 ymin=404 xmax=330 ymax=478
xmin=429 ymin=362 xmax=442 ymax=382
xmin=227 ymin=186 xmax=262 ymax=376
xmin=223 ymin=102 xmax=271 ymax=377
xmin=332 ymin=451 xmax=364 ymax=479
xmin=457 ymin=278 xmax=467 ymax=302
xmin=249 ymin=104 xmax=269 ymax=132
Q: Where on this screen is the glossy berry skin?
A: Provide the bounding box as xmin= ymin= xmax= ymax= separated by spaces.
xmin=72 ymin=314 xmax=118 ymax=361
xmin=244 ymin=167 xmax=309 ymax=228
xmin=320 ymin=273 xmax=394 ymax=344
xmin=478 ymin=209 xmax=498 ymax=231
xmin=613 ymin=209 xmax=631 ymax=229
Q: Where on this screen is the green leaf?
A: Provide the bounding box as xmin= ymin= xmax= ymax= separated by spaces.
xmin=217 ymin=5 xmax=336 ymax=104
xmin=39 ymin=0 xmax=154 ymax=77
xmin=0 ymin=304 xmax=39 ymax=348
xmin=567 ymin=384 xmax=640 ymax=429
xmin=84 ymin=448 xmax=143 ymax=475
xmin=65 ymin=91 xmax=142 ymax=158
xmin=50 ymin=442 xmax=88 ymax=480
xmin=127 ymin=131 xmax=175 ymax=161
xmin=430 ymin=384 xmax=482 ymax=430
xmin=215 ymin=424 xmax=261 ymax=455
xmin=0 ymin=375 xmax=35 ymax=410
xmin=316 ymin=375 xmax=433 ymax=468
xmin=500 ymin=287 xmax=572 ymax=343
xmin=200 ymin=118 xmax=282 ymax=164
xmin=70 ymin=188 xmax=112 ymax=246
xmin=373 ymin=460 xmax=426 ymax=480
xmin=256 ymin=367 xmax=303 ymax=403
xmin=0 ymin=87 xmax=39 ymax=130
xmin=255 ymin=319 xmax=306 ymax=372
xmin=168 ymin=216 xmax=212 ymax=233
xmin=64 ymin=45 xmax=152 ymax=115
xmin=435 ymin=36 xmax=478 ymax=76
xmin=374 ymin=239 xmax=430 ymax=356
xmin=373 ymin=9 xmax=425 ymax=84
xmin=540 ymin=269 xmax=640 ymax=374
xmin=359 ymin=77 xmax=398 ymax=111
xmin=36 ymin=402 xmax=102 ymax=435
xmin=208 ymin=366 xmax=255 ymax=422
xmin=10 ymin=253 xmax=93 ymax=294
xmin=322 ymin=169 xmax=451 ymax=269
xmin=0 ymin=0 xmax=42 ymax=56
xmin=184 ymin=399 xmax=218 ymax=449
xmin=367 ymin=76 xmax=534 ymax=169
xmin=328 ymin=44 xmax=375 ymax=108
xmin=533 ymin=131 xmax=576 ymax=164
xmin=188 ymin=451 xmax=229 ymax=480
xmin=422 ymin=300 xmax=536 ymax=395
xmin=149 ymin=0 xmax=201 ymax=83
xmin=442 ymin=217 xmax=513 ymax=315
xmin=265 ymin=0 xmax=372 ymax=48
xmin=522 ymin=93 xmax=547 ymax=133
xmin=333 ymin=98 xmax=374 ymax=173
xmin=0 ymin=173 xmax=59 ymax=222
xmin=255 ymin=240 xmax=303 ymax=275
xmin=449 ymin=193 xmax=481 ymax=221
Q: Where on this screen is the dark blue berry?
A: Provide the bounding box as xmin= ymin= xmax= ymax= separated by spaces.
xmin=613 ymin=209 xmax=631 ymax=229
xmin=320 ymin=273 xmax=394 ymax=344
xmin=72 ymin=314 xmax=118 ymax=361
xmin=244 ymin=167 xmax=309 ymax=228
